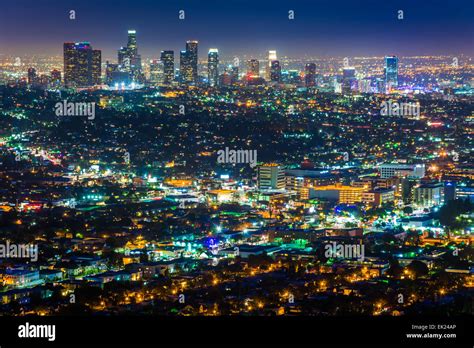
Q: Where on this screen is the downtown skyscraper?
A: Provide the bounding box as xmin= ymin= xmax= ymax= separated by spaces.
xmin=342 ymin=66 xmax=356 ymax=95
xmin=207 ymin=48 xmax=219 ymax=86
xmin=116 ymin=30 xmax=143 ymax=84
xmin=384 ymin=56 xmax=399 ymax=93
xmin=266 ymin=50 xmax=277 ymax=81
xmin=63 ymin=42 xmax=101 ymax=87
xmin=160 ymin=50 xmax=175 ymax=84
xmin=180 ymin=41 xmax=198 ymax=84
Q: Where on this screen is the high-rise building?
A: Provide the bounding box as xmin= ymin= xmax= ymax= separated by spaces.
xmin=208 ymin=48 xmax=219 ymax=86
xmin=116 ymin=30 xmax=143 ymax=84
xmin=385 ymin=56 xmax=398 ymax=93
xmin=180 ymin=41 xmax=198 ymax=84
xmin=342 ymin=67 xmax=356 ymax=95
xmin=258 ymin=164 xmax=286 ymax=190
xmin=63 ymin=42 xmax=101 ymax=87
xmin=160 ymin=50 xmax=174 ymax=84
xmin=415 ymin=183 xmax=443 ymax=207
xmin=105 ymin=62 xmax=118 ymax=85
xmin=187 ymin=41 xmax=199 ymax=83
xmin=270 ymin=60 xmax=281 ymax=82
xmin=91 ymin=50 xmax=102 ymax=85
xmin=118 ymin=47 xmax=128 ymax=68
xmin=266 ymin=50 xmax=277 ymax=80
xmin=63 ymin=42 xmax=76 ymax=85
xmin=149 ymin=59 xmax=164 ymax=85
xmin=305 ymin=63 xmax=316 ymax=87
xmin=27 ymin=67 xmax=37 ymax=85
xmin=127 ymin=30 xmax=137 ymax=56
xmin=180 ymin=50 xmax=191 ymax=83
xmin=246 ymin=59 xmax=259 ymax=78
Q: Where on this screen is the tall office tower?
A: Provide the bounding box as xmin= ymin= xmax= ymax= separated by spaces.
xmin=305 ymin=63 xmax=316 ymax=87
xmin=180 ymin=50 xmax=191 ymax=83
xmin=384 ymin=56 xmax=398 ymax=93
xmin=128 ymin=30 xmax=143 ymax=82
xmin=118 ymin=47 xmax=128 ymax=67
xmin=270 ymin=60 xmax=281 ymax=82
xmin=149 ymin=59 xmax=164 ymax=85
xmin=342 ymin=67 xmax=356 ymax=95
xmin=117 ymin=30 xmax=142 ymax=83
xmin=266 ymin=50 xmax=277 ymax=80
xmin=63 ymin=42 xmax=101 ymax=87
xmin=246 ymin=59 xmax=260 ymax=77
xmin=105 ymin=62 xmax=118 ymax=85
xmin=50 ymin=69 xmax=61 ymax=87
xmin=258 ymin=164 xmax=286 ymax=190
xmin=160 ymin=50 xmax=174 ymax=84
xmin=91 ymin=49 xmax=102 ymax=85
xmin=63 ymin=42 xmax=76 ymax=85
xmin=27 ymin=67 xmax=37 ymax=85
xmin=207 ymin=48 xmax=219 ymax=86
xmin=127 ymin=30 xmax=137 ymax=56
xmin=186 ymin=40 xmax=198 ymax=83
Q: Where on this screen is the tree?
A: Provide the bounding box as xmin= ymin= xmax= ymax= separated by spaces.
xmin=386 ymin=258 xmax=403 ymax=278
xmin=438 ymin=199 xmax=473 ymax=236
xmin=406 ymin=260 xmax=429 ymax=278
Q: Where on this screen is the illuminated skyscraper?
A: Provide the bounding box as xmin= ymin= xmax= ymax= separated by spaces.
xmin=63 ymin=42 xmax=101 ymax=87
xmin=385 ymin=56 xmax=398 ymax=92
xmin=117 ymin=30 xmax=143 ymax=83
xmin=160 ymin=50 xmax=174 ymax=84
xmin=270 ymin=60 xmax=281 ymax=82
xmin=149 ymin=59 xmax=164 ymax=85
xmin=63 ymin=42 xmax=76 ymax=85
xmin=246 ymin=59 xmax=259 ymax=78
xmin=180 ymin=41 xmax=198 ymax=84
xmin=180 ymin=50 xmax=191 ymax=83
xmin=266 ymin=50 xmax=277 ymax=80
xmin=186 ymin=40 xmax=198 ymax=83
xmin=118 ymin=47 xmax=128 ymax=68
xmin=105 ymin=62 xmax=118 ymax=85
xmin=127 ymin=30 xmax=137 ymax=57
xmin=342 ymin=67 xmax=356 ymax=95
xmin=91 ymin=50 xmax=102 ymax=85
xmin=305 ymin=63 xmax=316 ymax=87
xmin=208 ymin=48 xmax=219 ymax=86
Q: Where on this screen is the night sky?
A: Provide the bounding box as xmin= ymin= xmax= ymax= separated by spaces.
xmin=1 ymin=0 xmax=473 ymax=59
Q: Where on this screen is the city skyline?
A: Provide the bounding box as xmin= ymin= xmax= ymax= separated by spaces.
xmin=0 ymin=1 xmax=472 ymax=345
xmin=1 ymin=0 xmax=473 ymax=57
